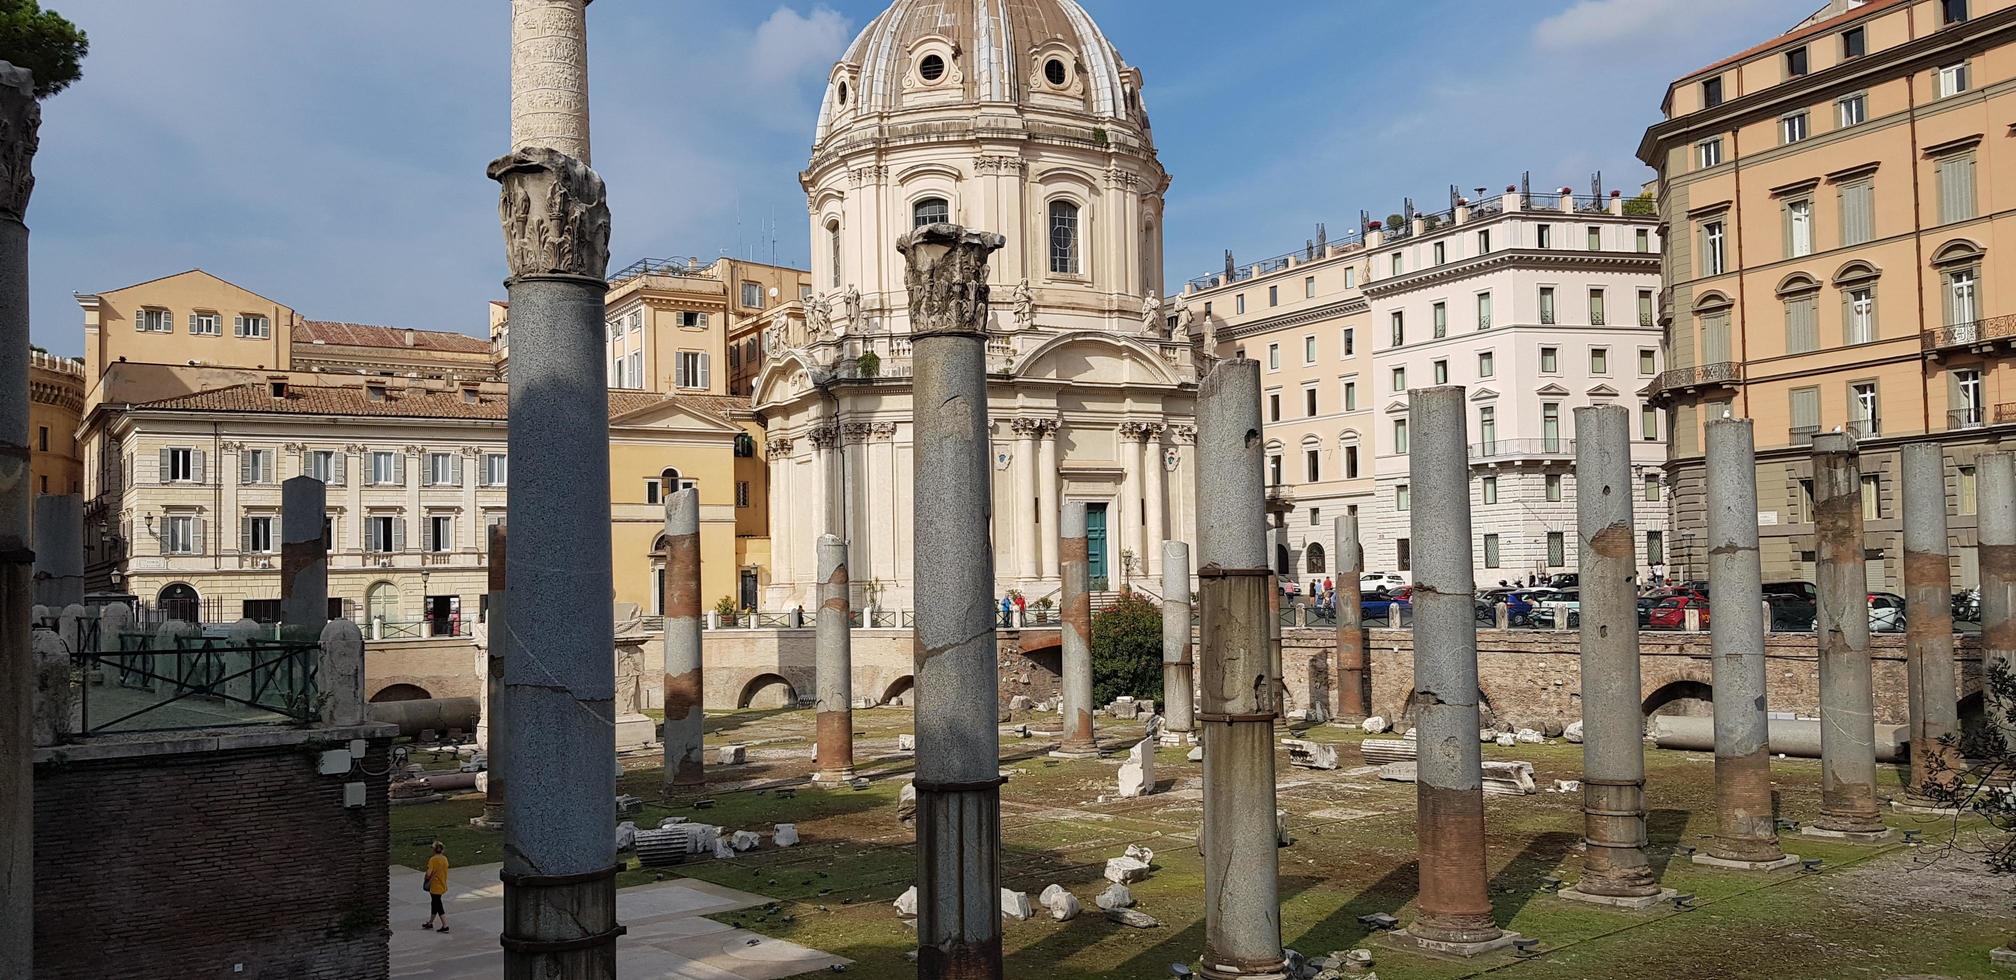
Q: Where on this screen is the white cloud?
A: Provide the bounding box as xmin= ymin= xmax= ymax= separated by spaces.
xmin=1533 ymin=0 xmax=1764 ymax=50
xmin=748 ymin=5 xmax=852 ymax=83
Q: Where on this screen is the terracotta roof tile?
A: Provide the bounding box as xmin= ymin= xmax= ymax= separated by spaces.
xmin=296 ymin=320 xmax=492 ymax=354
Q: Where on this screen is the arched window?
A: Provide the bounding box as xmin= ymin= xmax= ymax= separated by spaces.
xmin=1049 ymin=200 xmax=1082 ymax=275
xmin=158 ymin=583 xmax=200 ymax=624
xmin=913 ymin=197 xmax=949 ymax=228
xmin=1306 ymin=542 xmax=1327 ymax=574
xmin=827 ymin=220 xmax=843 ymax=288
xmin=365 ymin=581 xmax=401 ymax=625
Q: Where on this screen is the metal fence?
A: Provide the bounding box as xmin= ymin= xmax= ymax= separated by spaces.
xmin=75 ymin=634 xmax=322 ymax=735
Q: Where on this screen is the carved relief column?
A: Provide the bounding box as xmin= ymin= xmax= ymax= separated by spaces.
xmin=1037 ymin=420 xmax=1061 ymax=580
xmin=491 ymin=5 xmax=621 ymax=970
xmin=1013 ymin=418 xmax=1041 ymax=582
xmin=1141 ymin=423 xmax=1167 ymax=577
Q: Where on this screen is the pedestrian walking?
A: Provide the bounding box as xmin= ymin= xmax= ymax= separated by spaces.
xmin=422 ymin=840 xmax=450 ymax=932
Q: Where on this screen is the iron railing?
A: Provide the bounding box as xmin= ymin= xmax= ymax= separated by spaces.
xmin=608 ymin=257 xmax=720 ymax=287
xmin=1948 ymin=408 xmax=1986 ymax=431
xmin=1922 ymin=314 xmax=2016 ymax=351
xmin=1469 ymin=438 xmax=1576 ymax=460
xmin=1648 ymin=361 xmax=1743 ymax=398
xmin=1789 ymin=425 xmax=1821 ymax=446
xmin=1996 ymin=403 xmax=2016 ymax=424
xmin=74 ymin=636 xmax=322 ymax=735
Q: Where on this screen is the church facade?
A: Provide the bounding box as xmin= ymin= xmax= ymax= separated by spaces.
xmin=753 ymin=0 xmax=1198 ymax=612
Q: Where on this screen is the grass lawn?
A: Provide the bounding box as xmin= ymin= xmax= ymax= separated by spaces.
xmin=393 ymin=706 xmax=2015 ymax=979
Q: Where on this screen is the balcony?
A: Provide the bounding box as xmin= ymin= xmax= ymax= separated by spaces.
xmin=1996 ymin=403 xmax=2016 ymax=425
xmin=1922 ymin=314 xmax=2016 ymax=355
xmin=1948 ymin=408 xmax=1987 ymax=431
xmin=1789 ymin=425 xmax=1820 ymax=447
xmin=1469 ymin=438 xmax=1576 ymax=462
xmin=1646 ymin=361 xmax=1743 ymax=401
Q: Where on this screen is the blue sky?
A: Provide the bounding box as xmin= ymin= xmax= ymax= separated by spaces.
xmin=26 ymin=0 xmax=1818 ymax=355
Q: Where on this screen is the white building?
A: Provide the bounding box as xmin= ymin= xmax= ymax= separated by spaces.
xmin=1359 ymin=189 xmax=1669 ymax=584
xmin=754 ymin=0 xmax=1197 ymax=611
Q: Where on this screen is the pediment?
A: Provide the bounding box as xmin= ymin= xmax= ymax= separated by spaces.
xmin=1535 ymin=383 xmax=1571 ymax=397
xmin=1015 ymin=332 xmax=1178 ymax=387
xmin=1469 ymin=387 xmax=1499 ymax=402
xmin=1586 ymin=384 xmax=1619 ymax=398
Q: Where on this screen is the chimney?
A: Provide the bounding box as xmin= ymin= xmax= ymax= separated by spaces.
xmin=404 ymin=328 xmax=416 ymax=347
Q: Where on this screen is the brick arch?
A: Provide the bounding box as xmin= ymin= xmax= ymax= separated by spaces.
xmin=881 ymin=675 xmax=914 ymax=706
xmin=737 ymin=673 xmax=799 ymax=709
xmin=1643 ymin=679 xmax=1714 ymax=720
xmin=370 ymin=683 xmax=432 ymax=703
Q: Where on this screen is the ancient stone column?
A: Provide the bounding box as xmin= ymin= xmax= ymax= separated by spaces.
xmin=1056 ymin=501 xmax=1098 ymax=757
xmin=1333 ymin=514 xmax=1368 ymax=723
xmin=30 ymin=493 xmax=80 ymax=608
xmin=279 ymin=476 xmax=328 ymax=638
xmin=813 ymin=533 xmax=856 ymax=784
xmin=662 ymin=488 xmax=703 ymax=788
xmin=1900 ymin=444 xmax=1962 ymax=807
xmin=1562 ymin=406 xmax=1662 ymax=906
xmin=1404 ymin=386 xmax=1507 ymax=953
xmin=901 ymin=223 xmax=1007 ymax=979
xmin=480 ymin=525 xmax=508 ymax=829
xmin=493 ymin=4 xmax=620 ymax=971
xmin=0 ymin=63 xmax=37 ymax=979
xmin=1195 ymin=358 xmax=1287 ymax=980
xmin=1808 ymin=433 xmax=1888 ymax=841
xmin=1696 ymin=419 xmax=1792 ymax=869
xmin=1161 ymin=540 xmax=1195 ymax=739
xmin=1979 ymin=452 xmax=2016 ymax=753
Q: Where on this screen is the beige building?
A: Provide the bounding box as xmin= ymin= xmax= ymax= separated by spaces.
xmin=1639 ymin=0 xmax=2016 ymax=585
xmin=29 ymin=350 xmax=84 ymax=498
xmin=1178 ymin=233 xmax=1376 ymax=584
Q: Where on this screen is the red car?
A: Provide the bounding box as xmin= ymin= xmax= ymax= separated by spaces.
xmin=1647 ymin=594 xmax=1710 ymax=629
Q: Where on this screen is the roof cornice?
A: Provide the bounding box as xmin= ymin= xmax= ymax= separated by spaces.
xmin=1361 ymin=250 xmax=1661 ymax=299
xmin=1219 ymin=298 xmax=1369 ymax=340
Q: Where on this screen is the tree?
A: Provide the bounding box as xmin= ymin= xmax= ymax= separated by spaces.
xmin=0 ymin=0 xmax=87 ymax=99
xmin=1090 ymin=592 xmax=1162 ymax=707
xmin=1622 ymin=191 xmax=1657 ymax=217
xmin=1922 ymin=659 xmax=2015 ymax=959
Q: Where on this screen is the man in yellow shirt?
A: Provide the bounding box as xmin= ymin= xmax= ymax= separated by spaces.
xmin=422 ymin=841 xmax=450 ymax=933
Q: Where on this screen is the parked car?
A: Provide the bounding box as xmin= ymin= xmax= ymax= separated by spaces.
xmin=1763 ymin=581 xmax=1818 ymax=603
xmin=1531 ymin=588 xmax=1581 ymax=629
xmin=1361 ymin=571 xmax=1408 ymax=596
xmin=1545 ymin=573 xmax=1579 ymax=589
xmin=1867 ymin=591 xmax=1906 ymax=633
xmin=1764 ymin=593 xmax=1816 ymax=632
xmin=1477 ymin=588 xmax=1534 ymax=626
xmin=1361 ymin=593 xmax=1410 ymax=622
xmin=1647 ymin=594 xmax=1710 ymax=630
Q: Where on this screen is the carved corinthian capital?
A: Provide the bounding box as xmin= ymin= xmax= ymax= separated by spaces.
xmin=488 ymin=147 xmax=611 ymax=281
xmin=897 ymin=223 xmax=1005 ymax=339
xmin=0 ymin=64 xmax=40 ymax=224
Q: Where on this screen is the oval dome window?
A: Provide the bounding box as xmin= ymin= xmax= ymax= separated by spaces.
xmin=1045 ymin=58 xmax=1068 ymax=86
xmin=919 ymin=54 xmax=947 ymax=83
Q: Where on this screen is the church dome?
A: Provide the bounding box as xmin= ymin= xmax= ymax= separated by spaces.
xmin=816 ymin=0 xmax=1149 ymax=142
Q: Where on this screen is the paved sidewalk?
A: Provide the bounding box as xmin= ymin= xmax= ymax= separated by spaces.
xmin=389 ymin=863 xmax=849 ymax=979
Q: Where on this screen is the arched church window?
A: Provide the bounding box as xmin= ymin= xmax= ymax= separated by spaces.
xmin=1049 ymin=200 xmax=1081 ymax=275
xmin=913 ymin=197 xmax=949 ymax=228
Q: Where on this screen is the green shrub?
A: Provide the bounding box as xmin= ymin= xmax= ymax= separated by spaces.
xmin=1091 ymin=592 xmax=1162 ymax=707
xmin=1623 ymin=191 xmax=1657 ymax=217
xmin=857 ymin=351 xmax=880 ymax=377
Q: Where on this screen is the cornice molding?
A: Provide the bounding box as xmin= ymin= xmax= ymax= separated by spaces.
xmin=1219 ymin=299 xmax=1369 ymax=341
xmin=1361 ymin=250 xmax=1661 ymax=299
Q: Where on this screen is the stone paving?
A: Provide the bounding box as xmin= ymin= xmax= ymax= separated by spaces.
xmin=388 ymin=862 xmax=848 ymax=979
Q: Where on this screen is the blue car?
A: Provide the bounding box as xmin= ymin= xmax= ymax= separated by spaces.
xmin=1361 ymin=593 xmax=1411 ymax=622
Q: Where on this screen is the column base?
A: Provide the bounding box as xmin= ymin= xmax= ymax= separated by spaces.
xmin=1556 ymin=886 xmax=1677 ymax=910
xmin=1388 ymin=929 xmax=1524 ymax=959
xmin=1158 ymin=730 xmax=1194 ymax=747
xmin=1692 ymin=852 xmax=1799 ymax=871
xmin=1990 ymin=947 xmax=2016 ymax=970
xmin=1800 ymin=825 xmax=1895 ymax=844
xmin=1049 ymin=746 xmax=1102 ymax=759
xmin=1197 ymin=962 xmax=1288 ymax=980
xmin=811 ymin=769 xmax=858 ymax=787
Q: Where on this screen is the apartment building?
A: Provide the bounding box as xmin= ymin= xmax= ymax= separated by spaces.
xmin=1182 ymin=188 xmax=1667 ymax=586
xmin=29 ymin=350 xmax=84 ymax=498
xmin=1179 ymin=234 xmax=1376 ymax=584
xmin=1639 ymin=0 xmax=2016 ymax=586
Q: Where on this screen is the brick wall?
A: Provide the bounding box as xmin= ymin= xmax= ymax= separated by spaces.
xmin=33 ymin=729 xmax=396 ymax=980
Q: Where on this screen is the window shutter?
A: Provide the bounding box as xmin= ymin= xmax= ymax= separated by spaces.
xmin=699 ymin=353 xmax=711 ymax=390
xmin=240 ymin=517 xmax=252 ymax=555
xmin=240 ymin=451 xmax=253 ymax=486
xmin=420 ymin=455 xmax=433 ymax=487
xmin=392 ymin=518 xmax=406 ymax=552
xmin=361 ymin=518 xmax=371 ymax=551
xmin=422 ymin=517 xmax=434 ymax=552
xmin=191 ymin=517 xmax=206 ymax=557
xmin=159 ymin=448 xmax=171 ymax=484
xmin=1786 ymin=297 xmax=1817 ymax=353
xmin=192 ymin=450 xmax=206 ymax=484
xmin=478 ymin=456 xmax=491 ymax=487
xmin=394 ymin=453 xmax=406 ymax=486
xmin=332 ymin=453 xmax=346 ymax=487
xmin=1949 ymin=371 xmax=1965 ymax=419
xmin=1790 ymin=389 xmax=1818 ymax=431
xmin=452 ymin=455 xmax=464 ymax=487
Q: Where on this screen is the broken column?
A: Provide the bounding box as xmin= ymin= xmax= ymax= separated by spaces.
xmin=1194 ymin=358 xmax=1288 ymax=979
xmin=1696 ymin=419 xmax=1792 ymax=869
xmin=479 ymin=524 xmax=508 ymax=829
xmin=1403 ymin=386 xmax=1508 ymax=953
xmin=1561 ymin=406 xmax=1662 ymax=906
xmin=901 ymin=222 xmax=1007 ymax=978
xmin=662 ymin=488 xmax=704 ymax=788
xmin=1162 ymin=540 xmax=1195 ymax=741
xmin=813 ymin=533 xmax=856 ymax=784
xmin=494 ymin=1 xmax=620 ymax=971
xmin=1980 ymin=452 xmax=2016 ymax=752
xmin=1056 ymin=501 xmax=1098 ymax=757
xmin=1807 ymin=433 xmax=1888 ymax=841
xmin=1901 ymin=443 xmax=1962 ymax=807
xmin=1334 ymin=513 xmax=1368 ymax=723
xmin=30 ymin=493 xmax=81 ymax=608
xmin=279 ymin=476 xmax=328 ymax=638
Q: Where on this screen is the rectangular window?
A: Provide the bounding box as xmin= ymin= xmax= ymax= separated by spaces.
xmin=1343 ymin=267 xmax=1358 ymax=289
xmin=1542 ymin=403 xmax=1562 ymax=451
xmin=242 ymin=448 xmax=271 ymax=485
xmin=1304 ymin=386 xmax=1318 ymax=418
xmin=1589 ymin=290 xmax=1607 ymax=326
xmin=482 ymin=453 xmax=508 ymax=487
xmin=1478 ymin=229 xmax=1492 ymax=254
xmin=1483 ymin=534 xmax=1501 ymax=569
xmin=368 ymin=515 xmax=398 ymax=553
xmin=1433 ymin=302 xmax=1447 ymax=338
xmin=1268 ymin=455 xmax=1283 ymax=486
xmin=1304 ymin=335 xmax=1317 ymax=364
xmin=1641 ymin=406 xmax=1659 ymax=441
xmin=1862 ymin=474 xmax=1883 ymax=521
xmin=1640 ymin=348 xmax=1657 ymax=375
xmin=1482 ymin=476 xmax=1498 ymax=504
xmin=371 ymin=451 xmax=399 ymax=486
xmin=1845 ymin=286 xmax=1877 ymax=339
xmin=1946 ymin=267 xmax=1978 ymax=326
xmin=234 ymin=314 xmax=270 ymax=339
xmin=1390 ymin=311 xmax=1405 ymax=347
xmin=1344 ymin=444 xmax=1359 ymax=479
xmin=1547 ymin=532 xmax=1566 ymax=567
xmin=1236 ymin=294 xmax=1246 ymax=315
xmin=1433 ymin=242 xmax=1446 ymax=266
xmin=1546 ymin=473 xmax=1563 ymax=502
xmin=1390 ymin=251 xmax=1404 ymax=276
xmin=1639 ymin=290 xmax=1656 ymax=327
xmin=1954 ymin=368 xmax=1984 ymax=426
xmin=1587 ymin=226 xmax=1602 ymax=250
xmin=741 ymin=281 xmax=765 ymax=308
xmin=1341 ymin=328 xmax=1355 ymax=356
xmin=1267 ymin=343 xmax=1280 ymax=371
xmin=1645 ymin=475 xmax=1663 ymax=502
xmin=1590 ymin=347 xmax=1609 ymax=374
xmin=1697 ymin=138 xmax=1723 ymax=169
xmin=1476 ymin=293 xmax=1493 ymax=330
xmin=645 ymin=479 xmax=664 ymax=505
xmin=1937 ymin=151 xmax=1978 ymax=224
xmin=1789 ymin=386 xmax=1821 ymax=443
xmin=676 ymin=311 xmax=708 ymax=328
xmin=1433 ymin=359 xmax=1448 ymax=385
xmin=1305 ymin=276 xmax=1317 ymax=299
xmin=1479 ymin=406 xmax=1498 ymax=446
xmin=1646 ymin=530 xmax=1665 ymax=564
xmin=1850 ymin=382 xmax=1881 ymax=435
xmin=1537 ymin=225 xmax=1553 ymax=248
xmin=167 ymin=447 xmax=194 ymax=482
xmin=1786 ymin=198 xmax=1813 ymax=257
xmin=245 ymin=516 xmax=273 ymax=554
xmin=1391 ymin=366 xmax=1406 ymax=392
xmin=1396 ymin=538 xmax=1411 ymax=572
xmin=1839 ymin=179 xmax=1875 ymax=246
xmin=1305 ymin=449 xmax=1320 ymax=482
xmin=1786 ymin=46 xmax=1809 ymax=78
xmin=427 ymin=452 xmax=457 ymax=487
xmin=1478 ymin=351 xmax=1495 ymax=378
xmin=1343 ymin=380 xmax=1358 ymax=411
xmin=189 ymin=312 xmax=220 ymax=336
xmin=1540 ymin=287 xmax=1557 ymax=324
xmin=164 ymin=515 xmax=196 ymax=555
xmin=1843 ymin=26 xmax=1866 ymax=58
xmin=1702 ymin=76 xmax=1724 ymax=108
xmin=1394 ymin=419 xmax=1409 ymax=455
xmin=1540 ymin=347 xmax=1559 ymax=373
xmin=1636 ymin=228 xmax=1651 ymax=253
xmin=1838 ymin=93 xmax=1867 ymax=128
xmin=1702 ymin=220 xmax=1727 ymax=275
xmin=1396 ymin=484 xmax=1410 ymax=512
xmin=675 ymin=351 xmax=710 ymax=389
xmin=428 ymin=515 xmax=454 ymax=553
xmin=1943 ymin=0 xmax=1968 ymax=25
xmin=1937 ymin=62 xmax=1969 ymax=98
xmin=1310 ymin=508 xmax=1322 ymax=528
xmin=307 ymin=450 xmax=337 ymax=484
xmin=137 ymin=308 xmax=174 ymax=333
xmin=1269 ymin=285 xmax=1279 ymax=307
xmin=1268 ymin=392 xmax=1282 ymax=423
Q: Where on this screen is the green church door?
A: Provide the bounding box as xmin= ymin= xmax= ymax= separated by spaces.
xmin=1086 ymin=503 xmax=1109 ymax=591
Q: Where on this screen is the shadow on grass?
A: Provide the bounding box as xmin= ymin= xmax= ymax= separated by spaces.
xmin=1491 ymin=830 xmax=1579 ymax=922
xmin=1646 ymin=807 xmax=1692 ymax=880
